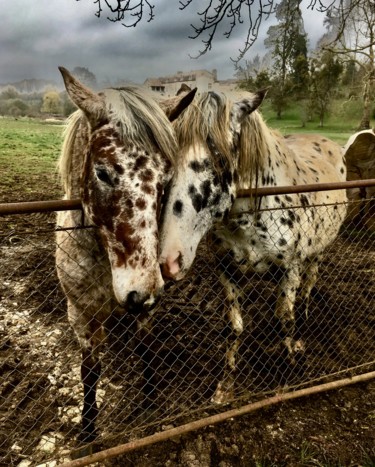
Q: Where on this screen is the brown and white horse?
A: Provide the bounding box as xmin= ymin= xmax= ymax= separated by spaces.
xmin=55 ymin=67 xmax=195 ymax=441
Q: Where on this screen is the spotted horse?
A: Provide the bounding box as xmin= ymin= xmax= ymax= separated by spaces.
xmin=55 ymin=67 xmax=196 ymax=442
xmin=159 ymin=89 xmax=347 ymax=404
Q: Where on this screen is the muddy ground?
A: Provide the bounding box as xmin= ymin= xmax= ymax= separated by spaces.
xmin=0 ymin=186 xmax=375 ymax=466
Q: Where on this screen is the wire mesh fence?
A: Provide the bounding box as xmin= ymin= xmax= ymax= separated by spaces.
xmin=0 ymin=194 xmax=374 ymax=466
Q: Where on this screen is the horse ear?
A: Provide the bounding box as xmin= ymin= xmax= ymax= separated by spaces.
xmin=159 ymin=87 xmax=197 ymax=122
xmin=176 ymin=83 xmax=192 ymax=95
xmin=59 ymin=66 xmax=106 ymax=124
xmin=232 ymin=88 xmax=269 ymax=125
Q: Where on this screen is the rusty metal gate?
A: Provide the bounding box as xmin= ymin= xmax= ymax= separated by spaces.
xmin=0 ymin=180 xmax=374 ymax=466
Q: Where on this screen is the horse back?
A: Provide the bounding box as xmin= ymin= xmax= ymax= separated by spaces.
xmin=284 ymin=134 xmax=346 ymax=182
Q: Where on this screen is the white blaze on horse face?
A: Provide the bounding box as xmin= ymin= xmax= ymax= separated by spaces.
xmin=159 ymin=144 xmax=235 ymax=280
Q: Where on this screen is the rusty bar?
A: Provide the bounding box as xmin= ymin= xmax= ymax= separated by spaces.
xmin=237 ymin=178 xmax=375 ymax=198
xmin=0 ymin=179 xmax=375 ymax=216
xmin=62 ymin=370 xmax=375 ymax=467
xmin=0 ymin=199 xmax=81 ymax=215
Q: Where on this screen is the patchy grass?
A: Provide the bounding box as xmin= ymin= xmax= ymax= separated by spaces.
xmin=0 ymin=116 xmax=63 ymax=202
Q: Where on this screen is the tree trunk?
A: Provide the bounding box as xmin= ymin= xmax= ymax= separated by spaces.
xmin=358 ymin=79 xmax=371 ymax=130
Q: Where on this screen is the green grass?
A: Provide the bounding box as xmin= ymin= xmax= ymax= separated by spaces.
xmin=0 ymin=116 xmax=63 ymax=201
xmin=261 ymin=100 xmax=374 ymax=146
xmin=0 ymin=101 xmax=373 ymax=202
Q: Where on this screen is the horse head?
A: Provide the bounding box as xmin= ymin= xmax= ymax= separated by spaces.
xmin=60 ymin=67 xmax=195 ymax=311
xmin=159 ymin=89 xmax=267 ymax=280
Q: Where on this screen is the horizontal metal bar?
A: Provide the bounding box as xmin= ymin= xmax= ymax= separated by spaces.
xmin=0 ymin=199 xmax=82 ymax=215
xmin=237 ymin=178 xmax=375 ymax=198
xmin=0 ymin=179 xmax=374 ymax=216
xmin=62 ymin=370 xmax=375 ymax=467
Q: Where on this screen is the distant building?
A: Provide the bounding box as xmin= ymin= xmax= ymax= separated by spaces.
xmin=144 ymin=69 xmax=239 ymax=97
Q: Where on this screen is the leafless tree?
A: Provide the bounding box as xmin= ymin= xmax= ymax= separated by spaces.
xmin=78 ymin=0 xmax=155 ymax=28
xmin=79 ymin=0 xmax=374 ymax=67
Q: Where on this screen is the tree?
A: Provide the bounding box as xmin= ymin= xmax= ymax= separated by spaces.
xmin=235 ymin=54 xmax=271 ymax=90
xmin=6 ymin=99 xmax=29 ymax=117
xmin=79 ymin=1 xmax=366 ymax=62
xmin=321 ymin=0 xmax=375 ymax=129
xmin=309 ymin=50 xmax=343 ymax=127
xmin=264 ymin=0 xmax=307 ymax=118
xmin=341 ymin=59 xmax=359 ymax=89
xmin=41 ymin=91 xmax=62 ymax=114
xmin=290 ymin=32 xmax=309 ymax=96
xmin=235 ymin=54 xmax=263 ymax=82
xmin=72 ymin=67 xmax=97 ymax=89
xmin=0 ymin=86 xmax=20 ymax=100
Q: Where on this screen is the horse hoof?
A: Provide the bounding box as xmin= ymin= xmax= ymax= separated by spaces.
xmin=211 ymin=381 xmax=233 ymax=405
xmin=283 ymin=337 xmax=305 ymax=364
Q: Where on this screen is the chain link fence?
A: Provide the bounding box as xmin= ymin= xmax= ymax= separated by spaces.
xmin=0 ymin=189 xmax=374 ymax=466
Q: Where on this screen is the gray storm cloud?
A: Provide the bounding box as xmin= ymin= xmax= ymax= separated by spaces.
xmin=0 ymin=0 xmax=324 ymax=85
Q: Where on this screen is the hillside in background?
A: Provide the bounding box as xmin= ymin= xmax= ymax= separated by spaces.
xmin=0 ymin=78 xmax=61 ymax=94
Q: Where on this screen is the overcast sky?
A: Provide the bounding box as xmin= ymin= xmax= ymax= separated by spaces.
xmin=0 ymin=0 xmax=327 ymax=87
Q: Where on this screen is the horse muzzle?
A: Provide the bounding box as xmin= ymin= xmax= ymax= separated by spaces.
xmin=160 ymin=251 xmax=186 ymax=281
xmin=125 ymin=289 xmax=162 ymax=315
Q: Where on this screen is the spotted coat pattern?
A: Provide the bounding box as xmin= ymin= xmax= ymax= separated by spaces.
xmin=55 ymin=67 xmax=194 ymax=441
xmin=159 ymin=90 xmax=348 ymax=404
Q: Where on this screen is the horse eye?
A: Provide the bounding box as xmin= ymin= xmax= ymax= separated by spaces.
xmin=95 ymin=168 xmax=114 ymax=186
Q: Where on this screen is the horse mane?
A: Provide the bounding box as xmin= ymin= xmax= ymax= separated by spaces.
xmin=104 ymin=86 xmax=177 ymax=164
xmin=172 ymin=92 xmax=233 ymax=173
xmin=238 ymin=110 xmax=272 ymax=189
xmin=172 ymin=91 xmax=270 ymax=190
xmin=58 ymin=85 xmax=177 ymax=197
xmin=59 ymin=110 xmax=85 ymax=197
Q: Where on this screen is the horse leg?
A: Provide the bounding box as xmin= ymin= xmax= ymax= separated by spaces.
xmin=275 ymin=262 xmax=304 ymax=363
xmin=80 ymin=347 xmax=101 ymax=442
xmin=212 ymin=269 xmax=244 ymax=404
xmin=300 ymin=256 xmax=321 ymax=318
xmin=68 ymin=302 xmax=106 ymax=442
xmin=135 ymin=311 xmax=159 ymax=411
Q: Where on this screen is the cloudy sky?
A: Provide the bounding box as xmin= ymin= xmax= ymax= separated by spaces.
xmin=1 ymin=0 xmax=327 ymax=87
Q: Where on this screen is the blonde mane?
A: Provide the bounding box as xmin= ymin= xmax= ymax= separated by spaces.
xmin=59 ymin=110 xmax=85 ymax=197
xmin=173 ymin=91 xmax=271 ymax=190
xmin=238 ymin=110 xmax=274 ymax=189
xmin=173 ymin=92 xmax=233 ymax=173
xmin=58 ymin=85 xmax=178 ymax=197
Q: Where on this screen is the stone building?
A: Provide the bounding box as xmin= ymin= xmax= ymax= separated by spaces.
xmin=144 ymin=69 xmax=239 ymax=97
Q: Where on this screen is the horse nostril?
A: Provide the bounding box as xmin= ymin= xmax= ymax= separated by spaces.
xmin=126 ymin=291 xmax=159 ymax=314
xmin=162 ymin=252 xmax=182 ymax=279
xmin=126 ymin=291 xmax=143 ymax=314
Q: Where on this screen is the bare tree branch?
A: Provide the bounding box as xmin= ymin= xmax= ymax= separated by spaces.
xmin=180 ymin=0 xmax=275 ymax=62
xmin=79 ymin=0 xmax=375 ymax=65
xmin=78 ymin=0 xmax=155 ymax=28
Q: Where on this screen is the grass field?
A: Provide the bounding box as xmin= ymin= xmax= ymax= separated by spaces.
xmin=262 ymin=101 xmax=372 ymax=146
xmin=0 ymin=117 xmax=63 ymax=202
xmin=0 ymin=103 xmax=373 ymax=202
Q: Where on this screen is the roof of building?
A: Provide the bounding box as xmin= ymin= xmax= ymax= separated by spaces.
xmin=144 ymin=69 xmax=216 ymax=86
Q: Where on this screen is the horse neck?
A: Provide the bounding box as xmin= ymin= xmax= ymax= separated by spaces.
xmin=239 ymin=114 xmax=288 ymax=189
xmin=260 ymin=131 xmax=288 ymax=187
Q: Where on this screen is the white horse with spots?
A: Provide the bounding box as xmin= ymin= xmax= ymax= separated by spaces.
xmin=159 ymin=89 xmax=347 ymax=403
